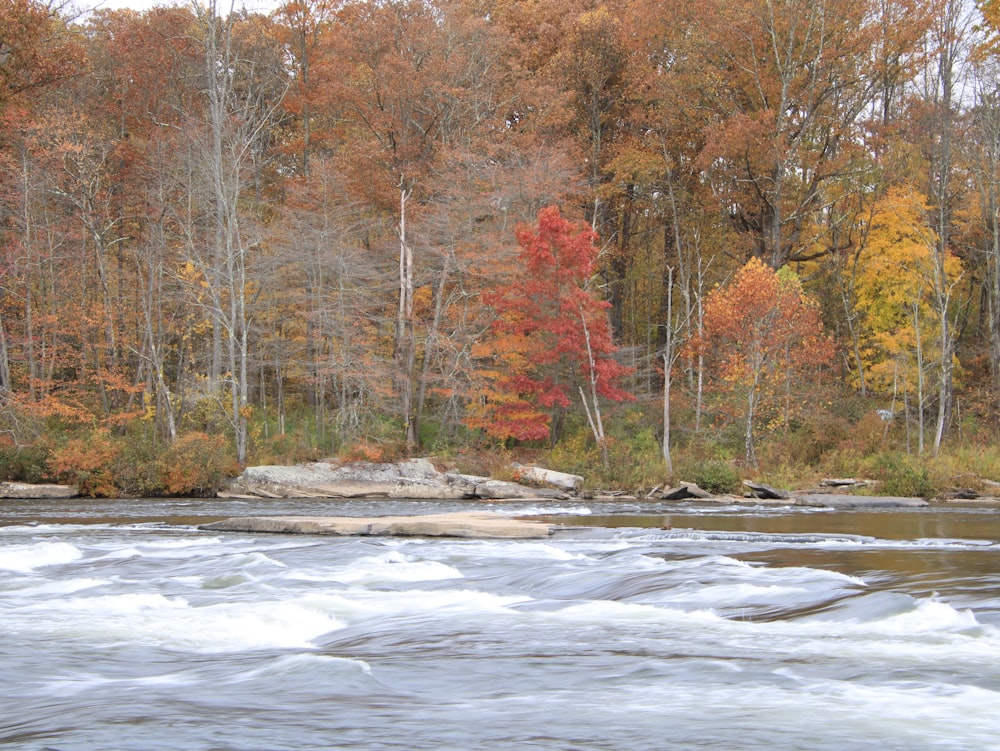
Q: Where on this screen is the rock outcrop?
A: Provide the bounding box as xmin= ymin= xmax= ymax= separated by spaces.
xmin=0 ymin=482 xmax=78 ymax=499
xmin=221 ymin=458 xmax=571 ymax=501
xmin=219 ymin=458 xmax=942 ymax=507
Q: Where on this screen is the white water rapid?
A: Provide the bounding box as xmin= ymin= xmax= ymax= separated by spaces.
xmin=2 ymin=499 xmax=999 ymax=750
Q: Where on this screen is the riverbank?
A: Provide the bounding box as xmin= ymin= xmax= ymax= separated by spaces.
xmin=5 ymin=455 xmax=1000 ymax=508
xmin=221 ymin=458 xmax=944 ymax=508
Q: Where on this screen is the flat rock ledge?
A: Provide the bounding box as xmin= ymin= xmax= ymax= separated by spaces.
xmin=794 ymin=493 xmax=929 ymax=508
xmin=671 ymin=492 xmax=929 ymax=508
xmin=200 ymin=511 xmax=553 ymax=539
xmin=221 ymin=458 xmax=571 ymax=501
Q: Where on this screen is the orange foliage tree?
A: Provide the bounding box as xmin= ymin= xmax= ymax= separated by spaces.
xmin=468 ymin=206 xmax=632 ymax=458
xmin=696 ymin=257 xmax=834 ymax=467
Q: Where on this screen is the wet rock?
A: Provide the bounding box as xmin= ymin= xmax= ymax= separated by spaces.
xmin=743 ymin=480 xmax=791 ymax=500
xmin=939 ymin=488 xmax=980 ymax=500
xmin=820 ymin=478 xmax=871 ymax=488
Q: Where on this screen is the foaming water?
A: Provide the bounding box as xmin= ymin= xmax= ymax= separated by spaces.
xmin=2 ymin=501 xmax=1000 ymax=750
xmin=0 ymin=540 xmax=82 ymax=572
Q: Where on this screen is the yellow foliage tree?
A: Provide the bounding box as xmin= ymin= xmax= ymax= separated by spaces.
xmin=852 ymin=187 xmax=964 ymax=436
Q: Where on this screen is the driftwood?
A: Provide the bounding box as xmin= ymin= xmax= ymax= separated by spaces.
xmin=511 ymin=463 xmax=584 ymax=492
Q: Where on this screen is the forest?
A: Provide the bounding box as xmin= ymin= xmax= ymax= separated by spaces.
xmin=3 ymin=0 xmax=1000 ymax=497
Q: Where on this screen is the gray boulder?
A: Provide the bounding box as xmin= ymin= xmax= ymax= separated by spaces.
xmin=223 ymin=459 xmax=570 ymax=501
xmin=657 ymin=482 xmax=714 ymax=500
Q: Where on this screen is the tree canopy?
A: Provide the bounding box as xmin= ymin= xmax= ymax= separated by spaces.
xmin=0 ymin=0 xmax=998 ymax=493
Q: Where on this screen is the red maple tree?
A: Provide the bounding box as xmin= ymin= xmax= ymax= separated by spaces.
xmin=468 ymin=206 xmax=632 ymax=448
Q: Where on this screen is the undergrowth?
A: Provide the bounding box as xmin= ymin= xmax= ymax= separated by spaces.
xmin=2 ymin=395 xmax=998 ymax=498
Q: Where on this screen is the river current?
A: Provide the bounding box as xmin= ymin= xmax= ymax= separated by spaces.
xmin=2 ymin=497 xmax=999 ymax=751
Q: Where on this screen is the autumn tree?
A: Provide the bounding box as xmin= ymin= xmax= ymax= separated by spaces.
xmin=968 ymin=11 xmax=1000 ymax=392
xmin=264 ymin=158 xmax=389 ymax=444
xmin=271 ymin=0 xmax=340 ymax=176
xmin=417 ymin=139 xmax=586 ymax=436
xmin=317 ymin=0 xmax=513 ymax=449
xmin=169 ymin=2 xmax=288 ymax=464
xmin=689 ymin=0 xmax=929 ymax=268
xmin=850 ymin=187 xmax=965 ymax=453
xmin=0 ymin=2 xmax=93 ymax=438
xmin=696 ymin=257 xmax=834 ymax=467
xmin=468 ymin=206 xmax=632 ymax=462
xmin=0 ymin=0 xmax=83 ymax=115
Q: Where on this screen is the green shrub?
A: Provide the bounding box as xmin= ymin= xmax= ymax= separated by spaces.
xmin=945 ymin=445 xmax=1000 ymax=487
xmin=861 ymin=451 xmax=935 ymax=498
xmin=111 ymin=429 xmax=168 ymax=497
xmin=676 ymin=458 xmax=741 ymax=494
xmin=544 ymin=426 xmax=599 ymax=481
xmin=253 ymin=431 xmax=322 ymax=466
xmin=0 ymin=440 xmax=51 ymax=483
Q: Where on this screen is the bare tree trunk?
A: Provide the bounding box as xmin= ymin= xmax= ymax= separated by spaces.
xmin=925 ymin=0 xmax=971 ymax=453
xmin=137 ymin=250 xmax=177 ymax=442
xmin=0 ymin=313 xmax=10 ymax=400
xmin=397 ymin=186 xmax=417 ymax=450
xmin=415 ymin=251 xmax=451 ymax=436
xmin=662 ymin=351 xmax=672 ymax=473
xmin=913 ymin=301 xmax=926 ymax=455
xmin=660 ymin=267 xmax=686 ymax=474
xmin=578 ymin=309 xmax=609 ymax=469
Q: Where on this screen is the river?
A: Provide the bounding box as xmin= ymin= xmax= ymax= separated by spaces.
xmin=2 ymin=497 xmax=999 ymax=750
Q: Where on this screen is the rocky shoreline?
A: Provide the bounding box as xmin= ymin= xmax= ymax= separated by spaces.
xmin=217 ymin=458 xmax=981 ymax=508
xmin=2 ymin=458 xmax=999 ymax=508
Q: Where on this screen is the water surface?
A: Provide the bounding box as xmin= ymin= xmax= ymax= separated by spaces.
xmin=2 ymin=498 xmax=998 ymax=750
